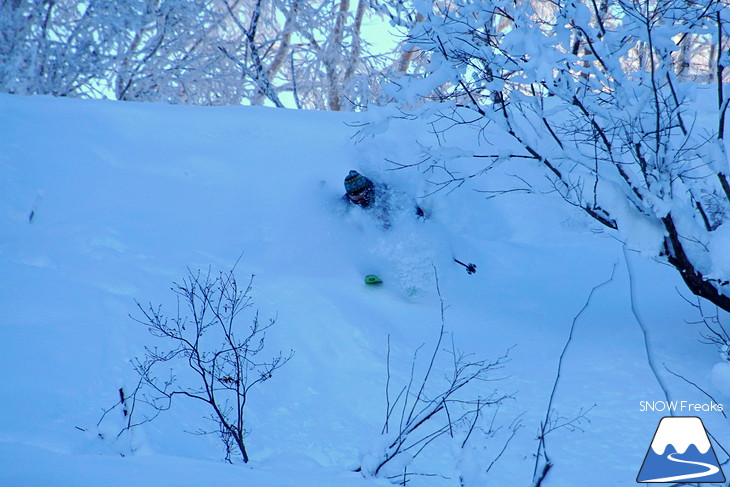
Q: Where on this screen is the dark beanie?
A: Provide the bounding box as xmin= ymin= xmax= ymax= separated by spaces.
xmin=344 ymin=170 xmax=372 ymax=195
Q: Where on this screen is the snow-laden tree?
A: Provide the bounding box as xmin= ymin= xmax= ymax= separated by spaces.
xmin=0 ymin=0 xmax=408 ymax=109
xmin=378 ymin=0 xmax=730 ymax=312
xmin=0 ymin=0 xmax=228 ymax=103
xmin=111 ymin=0 xmax=231 ymax=105
xmin=219 ymin=0 xmax=407 ymax=110
xmin=0 ymin=0 xmax=120 ymax=97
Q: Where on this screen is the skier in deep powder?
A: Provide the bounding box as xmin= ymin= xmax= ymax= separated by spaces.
xmin=342 ymin=170 xmax=424 ymax=220
xmin=342 ymin=170 xmax=476 ymax=277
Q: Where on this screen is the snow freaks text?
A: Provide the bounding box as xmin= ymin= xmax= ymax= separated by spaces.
xmin=639 ymin=401 xmax=724 ymax=413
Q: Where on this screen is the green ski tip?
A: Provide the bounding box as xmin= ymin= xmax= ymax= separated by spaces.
xmin=364 ymin=274 xmax=383 ymax=285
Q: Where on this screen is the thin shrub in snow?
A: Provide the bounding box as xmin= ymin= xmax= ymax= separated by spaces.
xmin=121 ymin=267 xmax=293 ymax=463
xmin=531 ymin=265 xmax=616 ymax=486
xmin=359 ymin=269 xmax=512 ymax=484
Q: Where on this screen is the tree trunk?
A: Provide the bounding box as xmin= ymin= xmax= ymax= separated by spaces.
xmin=327 ymin=0 xmax=350 ymax=111
xmin=662 ymin=215 xmax=730 ymax=312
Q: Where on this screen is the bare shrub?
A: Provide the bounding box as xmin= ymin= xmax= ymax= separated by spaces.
xmin=116 ymin=267 xmax=292 ymax=463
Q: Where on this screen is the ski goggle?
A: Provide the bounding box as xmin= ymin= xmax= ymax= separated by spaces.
xmin=349 ymin=191 xmax=367 ymax=201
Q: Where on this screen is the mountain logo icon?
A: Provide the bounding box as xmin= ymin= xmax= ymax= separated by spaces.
xmin=637 ymin=416 xmax=725 ymax=483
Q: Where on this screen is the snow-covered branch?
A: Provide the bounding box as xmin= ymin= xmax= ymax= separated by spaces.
xmin=384 ymin=0 xmax=730 ymax=312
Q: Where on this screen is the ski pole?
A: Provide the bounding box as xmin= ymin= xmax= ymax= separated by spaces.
xmin=453 ymin=258 xmax=477 ymax=274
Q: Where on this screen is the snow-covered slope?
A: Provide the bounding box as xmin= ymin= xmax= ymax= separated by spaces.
xmin=1 ymin=93 xmax=728 ymax=486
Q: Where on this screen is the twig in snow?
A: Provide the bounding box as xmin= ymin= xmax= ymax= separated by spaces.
xmin=532 ymin=262 xmax=617 ymax=486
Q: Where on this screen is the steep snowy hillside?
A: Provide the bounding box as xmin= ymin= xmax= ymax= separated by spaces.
xmin=1 ymin=93 xmax=728 ymax=486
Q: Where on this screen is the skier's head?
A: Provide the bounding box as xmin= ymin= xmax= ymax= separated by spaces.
xmin=344 ymin=170 xmax=374 ymax=207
